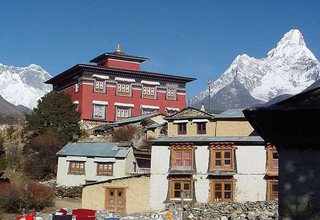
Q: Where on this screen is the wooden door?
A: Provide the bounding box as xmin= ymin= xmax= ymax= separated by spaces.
xmin=105 ymin=188 xmax=126 ymax=212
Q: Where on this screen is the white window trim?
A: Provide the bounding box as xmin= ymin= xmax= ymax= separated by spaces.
xmin=115 ymin=77 xmax=136 ymax=83
xmin=141 ymin=80 xmax=160 ymax=86
xmin=114 ymin=102 xmax=134 ymax=108
xmin=141 ymin=105 xmax=159 ymax=110
xmin=173 ymin=120 xmax=189 ymax=124
xmin=192 ymin=119 xmax=209 ymax=123
xmin=94 ymin=158 xmax=116 ymax=163
xmin=92 ymin=74 xmax=110 ymax=80
xmin=73 ymin=101 xmax=79 ymax=104
xmin=92 ymin=100 xmax=108 ymax=105
xmin=166 ymin=107 xmax=180 ymax=111
xmin=66 ymin=156 xmax=87 ymax=162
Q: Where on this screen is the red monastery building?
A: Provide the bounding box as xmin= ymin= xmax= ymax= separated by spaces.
xmin=46 ymin=44 xmax=195 ymax=125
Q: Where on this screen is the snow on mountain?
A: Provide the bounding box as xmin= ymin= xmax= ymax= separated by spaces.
xmin=190 ymin=29 xmax=320 ymax=109
xmin=0 ymin=63 xmax=52 ymax=109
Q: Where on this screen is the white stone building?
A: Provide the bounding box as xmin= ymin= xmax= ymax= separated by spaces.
xmin=56 ymin=142 xmax=137 ymax=186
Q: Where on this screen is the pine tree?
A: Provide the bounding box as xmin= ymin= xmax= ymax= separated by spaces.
xmin=24 ymin=91 xmax=81 ymax=144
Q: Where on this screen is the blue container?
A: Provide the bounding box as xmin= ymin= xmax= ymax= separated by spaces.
xmin=105 ymin=218 xmax=120 ymax=220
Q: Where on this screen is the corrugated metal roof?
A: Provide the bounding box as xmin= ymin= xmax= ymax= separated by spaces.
xmin=151 ymin=136 xmax=264 ymax=144
xmin=113 ymin=113 xmax=159 ymax=125
xmin=215 ymin=109 xmax=245 ymax=119
xmin=57 ymin=142 xmax=132 ymax=158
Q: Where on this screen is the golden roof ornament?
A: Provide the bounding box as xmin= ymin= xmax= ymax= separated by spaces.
xmin=116 ymin=42 xmax=122 ymax=53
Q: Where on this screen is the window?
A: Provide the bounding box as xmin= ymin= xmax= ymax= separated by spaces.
xmin=171 ymin=144 xmax=193 ymax=171
xmin=141 ymin=108 xmax=158 ymax=115
xmin=197 ymin=122 xmax=206 ymax=134
xmin=75 ymin=83 xmax=79 ymax=93
xmin=267 ymin=179 xmax=278 ymax=201
xmin=210 ymin=144 xmax=235 ymax=171
xmin=94 ymin=80 xmax=106 ymax=93
xmin=117 ymin=83 xmax=131 ymax=96
xmin=178 ymin=123 xmax=187 ymax=135
xmin=167 ymin=87 xmax=177 ymax=100
xmin=93 ymin=104 xmax=106 ymax=119
xmin=211 ymin=178 xmax=234 ymax=203
xmin=69 ymin=161 xmax=85 ymax=175
xmin=267 ymin=144 xmax=278 ymax=173
xmin=170 ymin=178 xmax=193 ymax=200
xmin=142 ymin=85 xmax=157 ymax=99
xmin=97 ymin=162 xmax=113 ymax=176
xmin=116 ymin=107 xmax=131 ymax=120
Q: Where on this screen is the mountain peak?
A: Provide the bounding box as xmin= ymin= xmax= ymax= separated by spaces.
xmin=267 ymin=29 xmax=316 ymax=60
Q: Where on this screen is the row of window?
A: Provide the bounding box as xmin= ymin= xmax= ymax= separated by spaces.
xmin=92 ymin=104 xmax=160 ymax=120
xmin=170 ymin=144 xmax=278 ymax=172
xmin=69 ymin=161 xmax=113 ymax=176
xmin=76 ymin=81 xmax=178 ymax=100
xmin=177 ymin=122 xmax=207 ymax=135
xmin=169 ymin=177 xmax=278 ymax=202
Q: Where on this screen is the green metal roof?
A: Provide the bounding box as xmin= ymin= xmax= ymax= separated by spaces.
xmin=56 ymin=142 xmax=132 ymax=158
xmin=215 ymin=109 xmax=245 ymax=119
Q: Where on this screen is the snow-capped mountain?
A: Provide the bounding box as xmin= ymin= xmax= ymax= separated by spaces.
xmin=0 ymin=63 xmax=52 ymax=109
xmin=190 ymin=29 xmax=320 ymax=110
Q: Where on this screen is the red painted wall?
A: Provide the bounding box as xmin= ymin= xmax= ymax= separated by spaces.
xmin=64 ymin=83 xmax=186 ymax=122
xmin=104 ymin=59 xmax=140 ymax=71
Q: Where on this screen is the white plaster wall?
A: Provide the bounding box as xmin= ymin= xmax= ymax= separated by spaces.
xmin=236 ymin=145 xmax=266 ymax=174
xmin=234 ymin=145 xmax=266 ymax=202
xmin=56 ymin=157 xmax=128 ymax=187
xmin=150 ymin=145 xmax=170 ymax=211
xmin=235 ymin=174 xmax=266 ymax=201
xmin=125 ymin=148 xmax=136 ymax=173
xmin=194 ymin=175 xmax=210 ymax=203
xmin=195 ymin=145 xmax=209 ymax=174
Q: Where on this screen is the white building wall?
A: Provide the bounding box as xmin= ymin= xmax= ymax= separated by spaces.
xmin=150 ymin=145 xmax=170 ymax=211
xmin=125 ymin=148 xmax=137 ymax=174
xmin=56 ymin=157 xmax=128 ymax=187
xmin=235 ymin=145 xmax=266 ymax=202
xmin=194 ymin=145 xmax=210 ymax=203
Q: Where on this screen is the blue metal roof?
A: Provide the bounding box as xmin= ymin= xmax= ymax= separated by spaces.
xmin=214 ymin=109 xmax=245 ymax=119
xmin=56 ymin=142 xmax=132 ymax=158
xmin=113 ymin=113 xmax=159 ymax=125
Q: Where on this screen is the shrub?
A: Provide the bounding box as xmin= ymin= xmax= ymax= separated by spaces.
xmin=0 ymin=181 xmax=55 ymax=213
xmin=112 ymin=125 xmax=138 ymax=142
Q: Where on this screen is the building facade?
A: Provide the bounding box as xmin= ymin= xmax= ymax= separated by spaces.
xmin=149 ymin=108 xmax=278 ymax=211
xmin=45 ymin=44 xmax=195 ymax=126
xmin=56 ymin=142 xmax=137 ymax=186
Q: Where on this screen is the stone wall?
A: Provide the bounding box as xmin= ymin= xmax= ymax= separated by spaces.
xmin=182 ymin=201 xmax=278 ymax=220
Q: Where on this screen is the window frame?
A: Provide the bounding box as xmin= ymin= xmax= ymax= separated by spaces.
xmin=97 ymin=162 xmax=113 ymax=176
xmin=75 ymin=83 xmax=79 ymax=93
xmin=210 ymin=143 xmax=235 ymax=171
xmin=115 ymin=106 xmax=132 ymax=121
xmin=69 ymin=161 xmax=85 ymax=175
xmin=92 ymin=104 xmax=106 ymax=120
xmin=171 ymin=144 xmax=193 ymax=171
xmin=210 ymin=178 xmax=234 ymax=203
xmin=177 ymin=123 xmax=187 ymax=135
xmin=142 ymin=85 xmax=157 ymax=99
xmin=116 ymin=82 xmax=132 ymax=97
xmin=267 ymin=179 xmax=278 ymax=201
xmin=169 ymin=178 xmax=193 ymax=200
xmin=166 ymin=86 xmax=177 ymax=100
xmin=196 ymin=122 xmax=207 ymax=134
xmin=94 ymin=79 xmax=106 ymax=93
xmin=267 ymin=144 xmax=278 ymax=173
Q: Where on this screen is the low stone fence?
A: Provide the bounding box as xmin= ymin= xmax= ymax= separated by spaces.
xmin=182 ymin=201 xmax=278 ymax=220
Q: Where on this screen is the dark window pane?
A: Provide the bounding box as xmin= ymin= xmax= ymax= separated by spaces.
xmin=225 ymin=160 xmax=231 ymax=166
xmin=273 ymin=152 xmax=279 ymax=159
xmin=175 ymin=183 xmax=181 ymax=190
xmin=272 ymin=184 xmax=278 ymax=192
xmin=183 ymin=191 xmax=190 ymax=198
xmin=215 ymin=160 xmax=222 ymax=166
xmin=110 ymin=191 xmax=114 ymax=196
xmin=174 ymin=191 xmax=181 ymax=198
xmin=225 ymin=183 xmax=231 ymax=190
xmin=225 ymin=192 xmax=231 ymax=198
xmin=215 ymin=192 xmax=222 ymax=199
xmin=215 ymin=183 xmax=222 ymax=190
xmin=118 ymin=192 xmax=122 ymax=197
xmin=184 ymin=183 xmax=190 ymax=190
xmin=216 ymin=152 xmax=221 ymax=158
xmin=224 ymin=151 xmax=231 ymax=158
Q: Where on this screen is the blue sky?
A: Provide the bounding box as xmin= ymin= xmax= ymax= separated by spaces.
xmin=1 ymin=0 xmax=320 ymax=98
